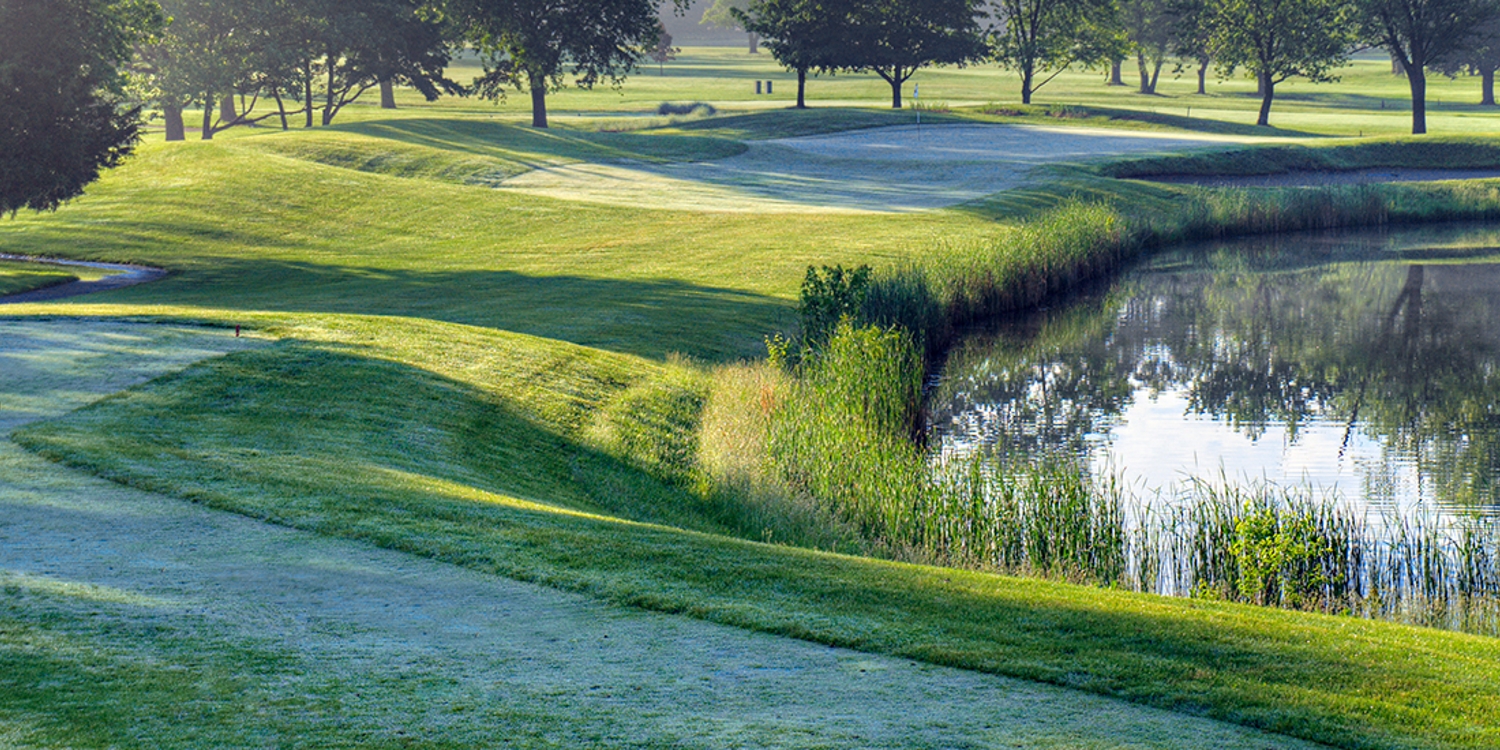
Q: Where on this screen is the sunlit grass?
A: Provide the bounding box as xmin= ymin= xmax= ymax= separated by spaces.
xmin=0 ymin=260 xmax=78 ymax=296
xmin=7 ymin=48 xmax=1500 ymax=750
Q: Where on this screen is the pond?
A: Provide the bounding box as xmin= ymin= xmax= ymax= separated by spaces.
xmin=928 ymin=223 xmax=1500 ymax=529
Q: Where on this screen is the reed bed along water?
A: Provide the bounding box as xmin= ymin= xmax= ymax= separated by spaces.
xmin=750 ymin=174 xmax=1500 ymax=636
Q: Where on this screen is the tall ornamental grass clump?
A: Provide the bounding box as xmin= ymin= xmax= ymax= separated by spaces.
xmin=768 ymin=322 xmax=930 ymax=544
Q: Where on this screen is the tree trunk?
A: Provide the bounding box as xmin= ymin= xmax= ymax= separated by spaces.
xmin=1197 ymin=58 xmax=1209 ymax=95
xmin=796 ymin=67 xmax=807 ymax=109
xmin=273 ymin=89 xmax=289 ymax=130
xmin=380 ymin=79 xmax=397 ymax=109
xmin=889 ymin=68 xmax=903 ymax=108
xmin=1109 ymin=59 xmax=1124 ymax=86
xmin=1408 ymin=66 xmax=1427 ymax=134
xmin=1257 ymin=72 xmax=1274 ymax=126
xmin=1137 ymin=51 xmax=1151 ymax=93
xmin=201 ymin=99 xmax=214 ymax=140
xmin=1483 ymin=69 xmax=1495 ymax=105
xmin=323 ymin=52 xmax=337 ymax=125
xmin=748 ymin=32 xmax=759 ymax=54
xmin=304 ymin=61 xmax=315 ymax=128
xmin=1150 ymin=59 xmax=1163 ymax=93
xmin=164 ymin=104 xmax=185 ymax=142
xmin=1022 ymin=67 xmax=1034 ymax=104
xmin=219 ymin=95 xmax=236 ymax=127
xmin=529 ymin=70 xmax=549 ymax=128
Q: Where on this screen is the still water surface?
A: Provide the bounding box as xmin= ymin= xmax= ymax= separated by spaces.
xmin=928 ymin=224 xmax=1500 ymax=524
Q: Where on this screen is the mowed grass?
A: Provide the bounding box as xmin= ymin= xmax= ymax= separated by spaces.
xmin=0 ymin=260 xmax=80 ymax=296
xmin=276 ymin=48 xmax=1500 ymax=139
xmin=5 ymin=55 xmax=1500 ymax=748
xmin=13 ymin=314 xmax=1500 ymax=750
xmin=0 ymin=132 xmax=998 ymax=361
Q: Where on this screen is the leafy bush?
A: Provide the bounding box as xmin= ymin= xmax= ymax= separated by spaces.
xmin=657 ymin=101 xmax=717 ymax=117
xmin=797 ymin=264 xmax=871 ymax=352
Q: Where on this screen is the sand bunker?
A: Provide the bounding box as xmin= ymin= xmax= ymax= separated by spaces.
xmin=500 ymin=124 xmax=1279 ymax=213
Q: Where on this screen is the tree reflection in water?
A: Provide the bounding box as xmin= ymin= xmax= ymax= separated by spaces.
xmin=929 ymin=225 xmax=1500 ymax=522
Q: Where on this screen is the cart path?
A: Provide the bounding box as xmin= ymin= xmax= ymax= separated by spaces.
xmin=0 ymin=320 xmax=1323 ymax=748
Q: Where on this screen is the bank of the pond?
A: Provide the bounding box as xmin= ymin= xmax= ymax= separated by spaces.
xmin=728 ymin=140 xmax=1500 ymax=638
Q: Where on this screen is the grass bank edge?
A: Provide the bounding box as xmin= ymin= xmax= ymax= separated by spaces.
xmin=14 ymin=359 xmax=1499 ymax=750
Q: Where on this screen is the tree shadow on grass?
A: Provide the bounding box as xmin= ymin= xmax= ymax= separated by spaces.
xmin=13 ymin=341 xmax=739 ymax=538
xmin=50 ymin=259 xmax=792 ymax=362
xmin=324 ymin=118 xmax=747 ymax=164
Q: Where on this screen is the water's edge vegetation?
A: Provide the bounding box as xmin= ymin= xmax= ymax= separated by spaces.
xmin=701 ymin=139 xmax=1500 ymax=636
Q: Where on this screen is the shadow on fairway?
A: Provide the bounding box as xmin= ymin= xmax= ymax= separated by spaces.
xmin=38 ymin=259 xmax=790 ymax=362
xmin=14 ymin=341 xmax=730 ymax=535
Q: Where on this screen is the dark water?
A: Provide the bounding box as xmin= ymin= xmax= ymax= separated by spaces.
xmin=928 ymin=224 xmax=1500 ymax=524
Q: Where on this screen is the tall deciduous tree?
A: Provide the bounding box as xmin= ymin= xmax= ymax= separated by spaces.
xmin=310 ymin=0 xmax=461 ymax=125
xmin=1438 ymin=15 xmax=1500 ymax=104
xmin=1208 ymin=0 xmax=1354 ymax=125
xmin=702 ymin=0 xmax=760 ymax=53
xmin=1 ymin=0 xmax=163 ymax=214
xmin=1122 ymin=0 xmax=1176 ymax=93
xmin=1169 ymin=0 xmax=1215 ymax=94
xmin=835 ymin=0 xmax=988 ymax=108
xmin=735 ymin=0 xmax=845 ymax=107
xmin=1355 ymin=0 xmax=1499 ymax=133
xmin=136 ymin=0 xmax=280 ymax=140
xmin=459 ymin=0 xmax=682 ymax=128
xmin=991 ymin=0 xmax=1123 ymax=104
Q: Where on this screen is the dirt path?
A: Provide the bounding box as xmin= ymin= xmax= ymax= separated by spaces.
xmin=501 ymin=124 xmax=1286 ymax=213
xmin=0 ymin=320 xmax=1323 ymax=748
xmin=0 ymin=255 xmax=166 ymax=304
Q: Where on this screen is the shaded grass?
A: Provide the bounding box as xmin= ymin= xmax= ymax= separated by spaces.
xmin=0 ymin=261 xmax=78 ymax=296
xmin=1102 ymin=136 xmax=1500 ymax=178
xmin=9 ymin=84 xmax=1500 ymax=750
xmin=0 ymin=137 xmax=993 ymax=361
xmin=12 ymin=319 xmax=1500 ymax=749
xmin=243 ymin=118 xmax=748 ymax=185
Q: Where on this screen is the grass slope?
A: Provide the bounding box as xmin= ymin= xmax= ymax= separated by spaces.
xmin=6 ymin=74 xmax=1500 ymax=749
xmin=0 ymin=260 xmax=78 ymax=297
xmin=12 ymin=313 xmax=1500 ymax=750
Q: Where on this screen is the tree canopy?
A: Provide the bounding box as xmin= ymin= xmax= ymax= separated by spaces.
xmin=835 ymin=0 xmax=989 ymax=108
xmin=459 ymin=0 xmax=683 ymax=127
xmin=1355 ymin=0 xmax=1500 ymax=133
xmin=1208 ymin=0 xmax=1355 ymax=125
xmin=736 ymin=0 xmax=845 ymax=107
xmin=991 ymin=0 xmax=1123 ymax=104
xmin=0 ymin=0 xmax=163 ymax=214
xmin=702 ymin=0 xmax=761 ymax=52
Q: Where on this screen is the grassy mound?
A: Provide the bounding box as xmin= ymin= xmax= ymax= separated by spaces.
xmin=6 ymin=102 xmax=1500 ymax=748
xmin=14 ymin=316 xmax=1500 ymax=750
xmin=243 ymin=118 xmax=748 ymax=186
